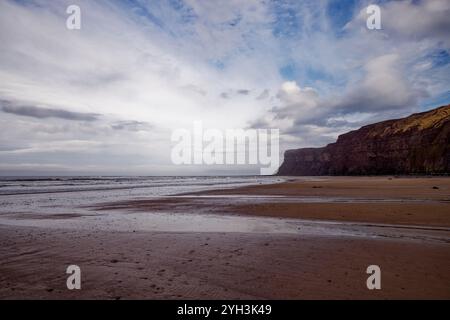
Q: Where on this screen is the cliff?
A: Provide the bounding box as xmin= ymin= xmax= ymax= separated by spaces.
xmin=277 ymin=104 xmax=450 ymax=175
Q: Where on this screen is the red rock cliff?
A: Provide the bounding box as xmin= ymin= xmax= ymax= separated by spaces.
xmin=277 ymin=104 xmax=450 ymax=175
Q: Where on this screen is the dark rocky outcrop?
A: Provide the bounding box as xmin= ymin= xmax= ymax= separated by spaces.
xmin=277 ymin=104 xmax=450 ymax=175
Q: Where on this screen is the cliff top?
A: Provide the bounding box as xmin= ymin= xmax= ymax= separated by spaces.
xmin=338 ymin=104 xmax=450 ymax=142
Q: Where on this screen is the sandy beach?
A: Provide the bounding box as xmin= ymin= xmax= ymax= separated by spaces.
xmin=0 ymin=176 xmax=449 ymax=299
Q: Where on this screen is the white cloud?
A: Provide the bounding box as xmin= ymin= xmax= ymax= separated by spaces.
xmin=273 ymin=82 xmax=320 ymax=123
xmin=0 ymin=0 xmax=448 ymax=175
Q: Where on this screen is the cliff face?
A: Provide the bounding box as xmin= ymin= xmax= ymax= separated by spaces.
xmin=278 ymin=105 xmax=450 ymax=175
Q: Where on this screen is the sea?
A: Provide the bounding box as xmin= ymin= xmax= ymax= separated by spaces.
xmin=0 ymin=176 xmax=283 ymax=215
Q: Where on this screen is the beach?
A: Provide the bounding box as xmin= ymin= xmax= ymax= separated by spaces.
xmin=0 ymin=176 xmax=449 ymax=299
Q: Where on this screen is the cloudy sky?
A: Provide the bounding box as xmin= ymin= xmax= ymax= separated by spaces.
xmin=0 ymin=0 xmax=449 ymax=176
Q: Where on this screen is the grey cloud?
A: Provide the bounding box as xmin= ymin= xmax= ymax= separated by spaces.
xmin=256 ymin=89 xmax=269 ymax=100
xmin=111 ymin=120 xmax=152 ymax=131
xmin=221 ymin=89 xmax=251 ymax=99
xmin=237 ymin=89 xmax=250 ymax=95
xmin=181 ymin=84 xmax=207 ymax=96
xmin=0 ymin=143 xmax=29 ymax=152
xmin=289 ymin=91 xmax=421 ymax=129
xmin=220 ymin=92 xmax=230 ymax=99
xmin=248 ymin=117 xmax=270 ymax=129
xmin=330 ymin=93 xmax=418 ymax=116
xmin=1 ymin=103 xmax=99 ymax=121
xmin=326 ymin=86 xmax=428 ymax=119
xmin=379 ymin=1 xmax=450 ymax=44
xmin=69 ymin=72 xmax=127 ymax=88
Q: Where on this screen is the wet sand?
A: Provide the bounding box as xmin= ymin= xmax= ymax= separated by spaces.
xmin=1 ymin=225 xmax=449 ymax=299
xmin=0 ymin=177 xmax=449 ymax=299
xmin=99 ymin=176 xmax=450 ymax=227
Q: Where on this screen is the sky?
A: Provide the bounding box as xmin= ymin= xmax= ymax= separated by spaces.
xmin=0 ymin=0 xmax=449 ymax=176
